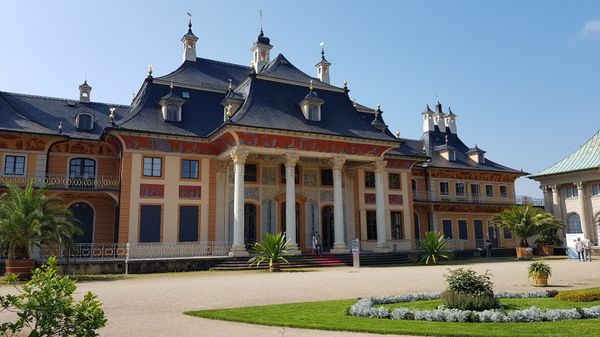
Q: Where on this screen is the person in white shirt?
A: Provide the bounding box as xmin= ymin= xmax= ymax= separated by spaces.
xmin=583 ymin=237 xmax=592 ymax=262
xmin=575 ymin=237 xmax=584 ymax=261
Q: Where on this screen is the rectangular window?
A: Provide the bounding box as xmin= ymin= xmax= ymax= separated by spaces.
xmin=455 ymin=182 xmax=465 ymax=196
xmin=143 ymin=157 xmax=162 ymax=177
xmin=181 ymin=160 xmax=199 ymax=179
xmin=139 ymin=205 xmax=161 ymax=242
xmin=439 ymin=182 xmax=449 ymax=195
xmin=471 ymin=184 xmax=480 ymax=201
xmin=485 ymin=184 xmax=494 ymax=197
xmin=364 ymin=171 xmax=375 ymax=188
xmin=474 ymin=220 xmax=484 ymax=240
xmin=566 ymin=186 xmax=578 ymax=198
xmin=366 ymin=210 xmax=377 ymax=240
xmin=591 ymin=184 xmax=600 ymax=196
xmin=503 ymin=227 xmax=512 ymax=239
xmin=3 ymin=155 xmax=25 ymax=176
xmin=442 ymin=220 xmax=453 ymax=239
xmin=389 ymin=173 xmax=401 ymax=189
xmin=321 ymin=169 xmax=333 ymax=186
xmin=280 ymin=164 xmax=300 ymax=184
xmin=391 ymin=211 xmax=403 ymax=240
xmin=179 ymin=206 xmax=199 ymax=242
xmin=500 ymin=185 xmax=508 ymax=198
xmin=458 ymin=220 xmax=468 ymax=240
xmin=244 ymin=164 xmax=257 ymax=182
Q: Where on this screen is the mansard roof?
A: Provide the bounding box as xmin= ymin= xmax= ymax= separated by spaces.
xmin=0 ymin=91 xmax=126 ymax=139
xmin=530 ymin=129 xmax=600 ymax=178
xmin=116 ymin=80 xmax=224 ymax=137
xmin=156 ymin=58 xmax=251 ymax=91
xmin=229 ymin=76 xmax=396 ymax=142
xmin=420 ymin=129 xmax=524 ymax=174
xmin=258 ymin=54 xmax=339 ymax=89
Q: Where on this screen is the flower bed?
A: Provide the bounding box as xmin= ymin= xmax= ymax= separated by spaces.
xmin=348 ymin=291 xmax=600 ymax=323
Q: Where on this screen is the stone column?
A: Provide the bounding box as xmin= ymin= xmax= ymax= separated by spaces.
xmin=576 ymin=182 xmax=589 ymax=238
xmin=229 ymin=149 xmax=249 ymax=257
xmin=374 ymin=159 xmax=390 ymax=252
xmin=284 ymin=153 xmax=301 ymax=255
xmin=551 ymin=185 xmax=561 ymax=219
xmin=541 ymin=186 xmax=552 ymax=213
xmin=331 ymin=157 xmax=348 ymax=254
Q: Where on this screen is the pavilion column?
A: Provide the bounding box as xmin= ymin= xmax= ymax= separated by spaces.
xmin=229 ymin=149 xmax=249 ymax=257
xmin=551 ymin=185 xmax=562 ymax=219
xmin=374 ymin=159 xmax=390 ymax=253
xmin=576 ymin=182 xmax=589 ymax=238
xmin=284 ymin=153 xmax=301 ymax=255
xmin=330 ymin=157 xmax=348 ymax=254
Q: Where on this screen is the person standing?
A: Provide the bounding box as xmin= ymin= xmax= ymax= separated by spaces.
xmin=575 ymin=237 xmax=584 ymax=261
xmin=583 ymin=237 xmax=592 ymax=262
xmin=485 ymin=239 xmax=492 ymax=258
xmin=312 ymin=231 xmax=322 ymax=256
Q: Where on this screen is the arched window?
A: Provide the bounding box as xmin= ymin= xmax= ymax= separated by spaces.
xmin=567 ymin=213 xmax=582 ymax=233
xmin=76 ymin=113 xmax=93 ymax=130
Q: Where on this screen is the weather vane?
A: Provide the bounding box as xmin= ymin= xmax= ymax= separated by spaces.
xmin=187 ymin=11 xmax=192 ymax=19
xmin=259 ymin=9 xmax=263 ymax=30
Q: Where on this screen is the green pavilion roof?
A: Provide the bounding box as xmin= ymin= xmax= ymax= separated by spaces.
xmin=530 ymin=129 xmax=600 ymax=178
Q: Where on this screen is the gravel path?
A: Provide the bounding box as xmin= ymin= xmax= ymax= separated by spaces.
xmin=3 ymin=258 xmax=599 ymax=336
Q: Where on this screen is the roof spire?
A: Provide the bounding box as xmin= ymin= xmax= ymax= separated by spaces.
xmin=309 ymin=80 xmax=314 ymax=91
xmin=259 ymin=9 xmax=263 ymax=33
xmin=187 ymin=11 xmax=193 ymax=33
xmin=170 ymin=81 xmax=174 ymax=91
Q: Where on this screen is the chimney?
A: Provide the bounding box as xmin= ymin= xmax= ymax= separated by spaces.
xmin=445 ymin=106 xmax=457 ymax=134
xmin=181 ymin=19 xmax=198 ymax=62
xmin=433 ymin=100 xmax=446 ymax=133
xmin=251 ymin=29 xmax=272 ymax=72
xmin=315 ymin=44 xmax=331 ymax=84
xmin=421 ymin=103 xmax=434 ymax=133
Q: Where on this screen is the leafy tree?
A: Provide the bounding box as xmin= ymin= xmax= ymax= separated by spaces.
xmin=417 ymin=231 xmax=450 ymax=265
xmin=0 ymin=183 xmax=81 ymax=259
xmin=0 ymin=256 xmax=107 ymax=336
xmin=490 ymin=202 xmax=562 ymax=247
xmin=248 ymin=232 xmax=290 ymax=272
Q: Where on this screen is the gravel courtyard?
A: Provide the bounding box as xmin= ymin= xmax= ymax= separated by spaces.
xmin=4 ymin=258 xmax=600 ymax=336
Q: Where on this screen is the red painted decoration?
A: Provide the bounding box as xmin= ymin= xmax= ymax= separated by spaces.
xmin=364 ymin=193 xmax=376 ymax=204
xmin=140 ymin=184 xmax=164 ymax=198
xmin=388 ymin=194 xmax=403 ymax=205
xmin=179 ymin=185 xmax=201 ymax=199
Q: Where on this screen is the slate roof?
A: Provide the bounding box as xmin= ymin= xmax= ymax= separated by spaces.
xmin=258 ymin=54 xmax=340 ymax=89
xmin=156 ymin=58 xmax=251 ymax=91
xmin=230 ymin=77 xmax=397 ymax=142
xmin=0 ymin=91 xmax=127 ymax=140
xmin=117 ymin=80 xmax=225 ymax=137
xmin=420 ymin=130 xmax=524 ymax=174
xmin=387 ymin=138 xmax=428 ymax=159
xmin=530 ymin=129 xmax=600 ymax=178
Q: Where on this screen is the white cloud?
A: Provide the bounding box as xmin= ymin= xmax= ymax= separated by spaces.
xmin=580 ymin=20 xmax=600 ymax=37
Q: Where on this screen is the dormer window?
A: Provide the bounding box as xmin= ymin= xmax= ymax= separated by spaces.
xmin=76 ymin=113 xmax=94 ymax=130
xmin=466 ymin=145 xmax=486 ymax=164
xmin=298 ymin=82 xmax=324 ymax=122
xmin=159 ymin=84 xmax=185 ymax=122
xmin=449 ymin=151 xmax=456 ymax=162
xmin=478 ymin=153 xmax=485 ymax=164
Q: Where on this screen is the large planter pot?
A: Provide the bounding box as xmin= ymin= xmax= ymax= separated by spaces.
xmin=540 ymin=245 xmax=554 ymax=256
xmin=5 ymin=259 xmax=35 ymax=280
xmin=532 ymin=272 xmax=549 ymax=287
xmin=269 ymin=261 xmax=281 ymax=272
xmin=515 ymin=247 xmax=533 ymax=260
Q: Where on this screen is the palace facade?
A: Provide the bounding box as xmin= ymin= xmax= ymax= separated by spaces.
xmin=0 ymin=22 xmax=525 ymax=256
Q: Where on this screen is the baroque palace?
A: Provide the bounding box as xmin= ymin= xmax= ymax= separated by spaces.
xmin=0 ymin=21 xmax=526 ymax=256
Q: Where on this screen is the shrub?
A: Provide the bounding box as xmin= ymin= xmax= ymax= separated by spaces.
xmin=0 ymin=256 xmax=106 ymax=336
xmin=444 ymin=268 xmax=494 ymax=296
xmin=441 ymin=290 xmax=500 ymax=311
xmin=556 ymin=289 xmax=600 ymax=302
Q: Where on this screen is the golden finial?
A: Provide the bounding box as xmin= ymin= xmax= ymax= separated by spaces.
xmin=148 ymin=64 xmax=153 ymax=77
xmin=109 ymin=107 xmax=116 ymax=125
xmin=309 ymin=80 xmax=313 ymax=91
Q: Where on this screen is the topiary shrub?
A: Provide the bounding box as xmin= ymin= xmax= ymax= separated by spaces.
xmin=556 ymin=289 xmax=600 ymax=302
xmin=441 ymin=268 xmax=500 ymax=310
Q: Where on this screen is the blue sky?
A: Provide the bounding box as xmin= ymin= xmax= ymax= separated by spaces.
xmin=1 ymin=1 xmax=599 ymax=197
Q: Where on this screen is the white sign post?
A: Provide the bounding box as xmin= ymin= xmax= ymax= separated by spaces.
xmin=351 ymin=238 xmax=360 ymax=268
xmin=565 ymin=233 xmax=584 ymax=259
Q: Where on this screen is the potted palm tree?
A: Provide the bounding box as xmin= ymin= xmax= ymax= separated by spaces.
xmin=0 ymin=183 xmax=80 ymax=279
xmin=528 ymin=261 xmax=552 ymax=287
xmin=535 ymin=228 xmax=563 ymax=256
xmin=248 ymin=232 xmax=290 ymax=272
xmin=417 ymin=231 xmax=450 ymax=265
xmin=491 ymin=202 xmax=562 ymax=260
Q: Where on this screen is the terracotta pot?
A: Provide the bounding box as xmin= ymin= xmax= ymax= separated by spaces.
xmin=532 ymin=273 xmax=549 ymax=287
xmin=5 ymin=259 xmax=35 ymax=280
xmin=541 ymin=245 xmax=554 ymax=256
xmin=269 ymin=261 xmax=281 ymax=272
xmin=515 ymin=247 xmax=533 ymax=260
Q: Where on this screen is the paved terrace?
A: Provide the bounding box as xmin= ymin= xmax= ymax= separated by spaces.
xmin=2 ymin=258 xmax=599 ymax=336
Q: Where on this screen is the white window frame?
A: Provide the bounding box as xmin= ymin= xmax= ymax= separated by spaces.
xmin=2 ymin=153 xmax=27 ymax=176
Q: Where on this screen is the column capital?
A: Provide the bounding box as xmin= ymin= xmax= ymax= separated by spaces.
xmin=551 ymin=185 xmax=559 ymax=192
xmin=284 ymin=153 xmax=300 ymax=167
xmin=330 ymin=156 xmax=346 ymax=170
xmin=576 ymin=181 xmax=586 ymax=190
xmin=230 ymin=149 xmax=250 ymax=164
xmin=374 ymin=159 xmax=387 ymax=173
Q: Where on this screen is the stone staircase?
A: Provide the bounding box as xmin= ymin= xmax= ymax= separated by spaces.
xmin=210 ymin=253 xmax=412 ymax=271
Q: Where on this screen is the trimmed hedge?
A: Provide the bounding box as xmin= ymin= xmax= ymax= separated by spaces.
xmin=441 ymin=290 xmax=500 ymax=311
xmin=556 ymin=289 xmax=600 ymax=302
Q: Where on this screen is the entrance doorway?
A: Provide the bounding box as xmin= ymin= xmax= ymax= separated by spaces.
xmin=244 ymin=203 xmax=257 ymax=248
xmin=488 ymin=224 xmax=500 ymax=248
xmin=474 ymin=220 xmax=484 ymax=249
xmin=70 ymin=202 xmax=94 ymax=243
xmin=321 ymin=206 xmax=334 ymax=251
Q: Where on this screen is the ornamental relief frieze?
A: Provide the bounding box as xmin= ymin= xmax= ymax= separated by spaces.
xmin=119 ymin=133 xmax=235 ymax=155
xmin=430 ymin=169 xmax=516 ymax=183
xmin=303 ymin=169 xmax=318 ymax=187
xmin=51 ymin=141 xmax=116 ymax=156
xmin=320 ymin=190 xmax=333 ymax=202
xmin=261 ymin=166 xmax=277 ymax=185
xmin=433 ymin=204 xmax=508 ymax=213
xmin=244 ymin=187 xmax=260 ymax=201
xmin=0 ymin=135 xmax=48 ymax=151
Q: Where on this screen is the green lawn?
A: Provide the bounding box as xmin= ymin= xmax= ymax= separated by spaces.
xmin=186 ymin=297 xmax=600 ymax=337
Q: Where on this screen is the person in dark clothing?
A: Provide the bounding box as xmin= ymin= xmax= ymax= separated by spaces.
xmin=485 ymin=239 xmax=492 ymax=258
